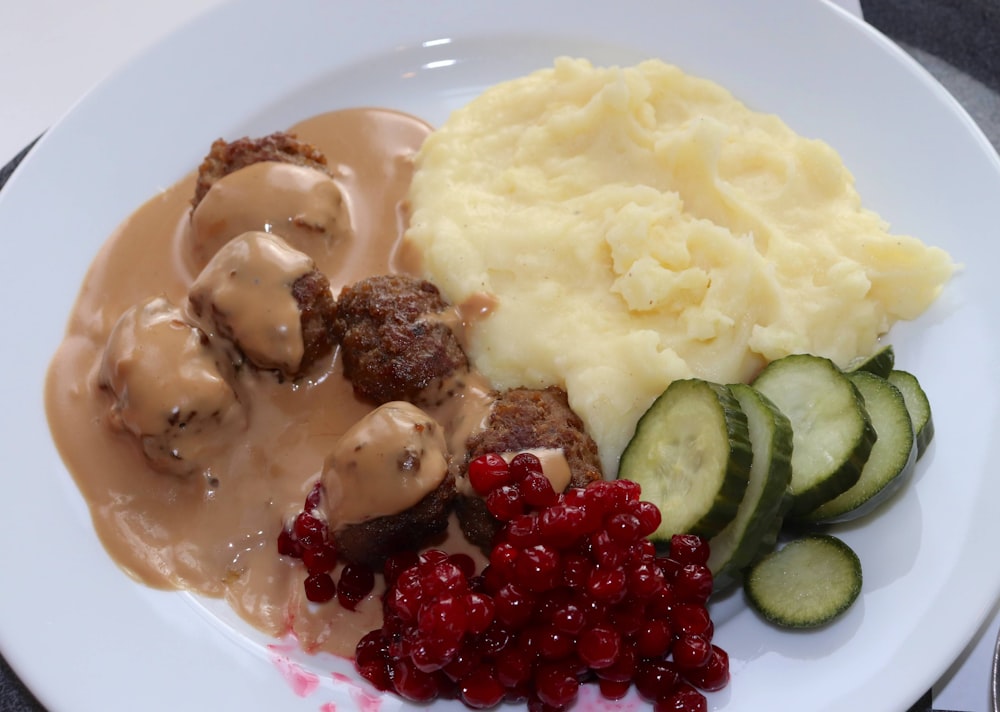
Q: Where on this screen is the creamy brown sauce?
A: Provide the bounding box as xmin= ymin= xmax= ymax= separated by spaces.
xmin=43 ymin=108 xmax=495 ymax=657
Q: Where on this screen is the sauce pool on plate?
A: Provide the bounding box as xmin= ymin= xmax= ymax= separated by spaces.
xmin=44 ymin=107 xmax=471 ymax=656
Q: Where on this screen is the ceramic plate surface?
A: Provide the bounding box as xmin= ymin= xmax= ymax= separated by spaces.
xmin=2 ymin=1 xmax=999 ymax=710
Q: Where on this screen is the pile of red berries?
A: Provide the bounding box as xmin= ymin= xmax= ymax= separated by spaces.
xmin=277 ymin=482 xmax=376 ymax=609
xmin=355 ymin=453 xmax=729 ymax=711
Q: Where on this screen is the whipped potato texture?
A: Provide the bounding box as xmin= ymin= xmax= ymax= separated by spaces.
xmin=405 ymin=57 xmax=956 ymax=475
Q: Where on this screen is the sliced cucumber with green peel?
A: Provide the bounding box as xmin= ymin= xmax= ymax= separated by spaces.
xmin=752 ymin=354 xmax=876 ymax=516
xmin=618 ymin=379 xmax=752 ymax=545
xmin=844 ymin=343 xmax=895 ymax=378
xmin=801 ymin=371 xmax=916 ymax=523
xmin=744 ymin=534 xmax=862 ymax=628
xmin=707 ymin=384 xmax=793 ymax=589
xmin=887 ymin=369 xmax=934 ymax=459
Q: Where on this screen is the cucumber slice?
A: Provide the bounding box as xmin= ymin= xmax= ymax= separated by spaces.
xmin=844 ymin=344 xmax=895 ymax=378
xmin=752 ymin=354 xmax=876 ymax=516
xmin=887 ymin=369 xmax=934 ymax=459
xmin=618 ymin=379 xmax=751 ymax=544
xmin=801 ymin=372 xmax=916 ymax=523
xmin=707 ymin=384 xmax=793 ymax=589
xmin=744 ymin=534 xmax=862 ymax=628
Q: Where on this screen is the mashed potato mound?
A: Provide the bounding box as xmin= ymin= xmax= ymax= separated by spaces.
xmin=404 ymin=57 xmax=955 ymax=475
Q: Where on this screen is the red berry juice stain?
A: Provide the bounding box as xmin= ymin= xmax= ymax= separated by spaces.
xmin=266 ymin=643 xmax=320 ymax=697
xmin=575 ymin=683 xmax=643 ymax=711
xmin=331 ymin=671 xmax=383 ymax=712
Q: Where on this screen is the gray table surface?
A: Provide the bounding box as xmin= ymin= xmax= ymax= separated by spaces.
xmin=1 ymin=1 xmax=998 ymax=710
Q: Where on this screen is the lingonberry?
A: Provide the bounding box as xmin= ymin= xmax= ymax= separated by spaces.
xmin=606 ymin=512 xmax=643 ymax=543
xmin=560 ymin=553 xmax=592 ymax=589
xmin=459 ymin=664 xmax=506 ymax=709
xmin=590 ymin=530 xmax=628 ymax=569
xmin=475 ymin=621 xmax=512 ymax=657
xmin=628 ymin=560 xmax=666 ymax=599
xmin=292 ymin=511 xmax=327 ymax=550
xmin=596 ymin=645 xmax=637 ymax=683
xmin=418 ymin=596 xmax=469 ymax=645
xmin=508 ymin=452 xmax=543 ymax=482
xmin=629 ymin=499 xmax=663 ymax=537
xmin=514 ymin=544 xmax=561 ymax=591
xmin=534 ymin=661 xmax=580 ymax=708
xmin=351 ymin=458 xmax=729 ymax=711
xmin=537 ymin=625 xmax=576 ymax=660
xmin=464 ymin=592 xmax=496 ymax=634
xmin=673 ymin=634 xmax=712 ymax=670
xmin=599 ymin=677 xmax=632 ymax=700
xmin=635 ymin=619 xmax=674 ymax=658
xmin=303 ymin=571 xmax=336 ymax=603
xmin=301 ymin=542 xmax=337 ymax=574
xmin=442 ymin=644 xmax=481 ymax=681
xmin=337 ymin=562 xmax=375 ymax=610
xmin=671 ymin=603 xmax=713 ymax=639
xmin=392 ymin=658 xmax=441 ymax=701
xmin=304 ymin=481 xmax=324 ymax=512
xmin=656 ymin=682 xmax=708 ymax=712
xmin=552 ymin=601 xmax=587 ymax=635
xmin=468 ymin=453 xmax=511 ymax=495
xmin=669 ymin=533 xmax=711 ymax=567
xmin=577 ymin=624 xmax=621 ymax=669
xmin=384 ymin=550 xmax=419 ymax=586
xmin=355 ymin=629 xmax=388 ymax=668
xmin=608 ymin=600 xmax=645 ymax=636
xmin=487 ymin=484 xmax=525 ymax=521
xmin=521 ymin=471 xmax=558 ymax=508
xmin=674 ymin=563 xmax=714 ymax=605
xmin=635 ymin=658 xmax=681 ymax=702
xmin=494 ymin=583 xmax=536 ymax=628
xmin=503 ymin=514 xmax=539 ymax=548
xmin=276 ymin=526 xmax=302 ymax=558
xmin=357 ymin=658 xmax=394 ymax=692
xmin=587 ymin=565 xmax=628 ymax=603
xmin=419 ymin=548 xmax=450 ymax=567
xmin=495 ymin=645 xmax=534 ymax=688
xmin=683 ymin=645 xmax=729 ymax=692
xmin=449 ymin=553 xmax=478 ymax=579
xmin=489 ymin=542 xmax=519 ymax=576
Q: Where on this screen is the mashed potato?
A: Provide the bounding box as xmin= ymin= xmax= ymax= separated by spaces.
xmin=404 ymin=57 xmax=955 ymax=476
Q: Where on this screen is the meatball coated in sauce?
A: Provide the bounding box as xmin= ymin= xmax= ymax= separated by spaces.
xmin=188 ymin=232 xmax=336 ymax=379
xmin=332 ymin=275 xmax=469 ymax=406
xmin=192 ymin=132 xmax=331 ymax=208
xmin=320 ymin=401 xmax=456 ymax=568
xmin=457 ymin=386 xmax=604 ymax=550
xmin=98 ymin=296 xmax=246 ymax=476
xmin=187 ymin=132 xmax=349 ymax=273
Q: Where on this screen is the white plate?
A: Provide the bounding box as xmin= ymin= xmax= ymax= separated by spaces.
xmin=1 ymin=1 xmax=999 ymax=710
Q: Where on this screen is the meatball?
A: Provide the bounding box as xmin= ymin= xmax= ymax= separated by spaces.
xmin=457 ymin=386 xmax=604 ymax=550
xmin=98 ymin=296 xmax=246 ymax=476
xmin=293 ymin=269 xmax=338 ymax=376
xmin=188 ymin=231 xmax=336 ymax=378
xmin=187 ymin=133 xmax=348 ymax=272
xmin=192 ymin=131 xmax=331 ymax=209
xmin=332 ymin=478 xmax=456 ymax=569
xmin=320 ymin=402 xmax=456 ymax=568
xmin=332 ymin=275 xmax=469 ymax=405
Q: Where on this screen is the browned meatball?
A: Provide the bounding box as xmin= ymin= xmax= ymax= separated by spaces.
xmin=292 ymin=269 xmax=337 ymax=377
xmin=333 ymin=474 xmax=456 ymax=569
xmin=319 ymin=401 xmax=457 ymax=569
xmin=192 ymin=131 xmax=331 ymax=209
xmin=457 ymin=386 xmax=604 ymax=550
xmin=332 ymin=275 xmax=469 ymax=405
